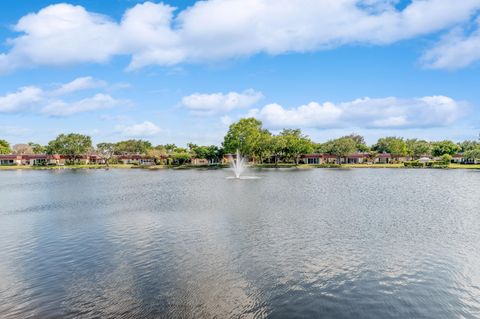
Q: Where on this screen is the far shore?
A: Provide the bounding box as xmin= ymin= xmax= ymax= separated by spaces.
xmin=1 ymin=163 xmax=479 ymax=171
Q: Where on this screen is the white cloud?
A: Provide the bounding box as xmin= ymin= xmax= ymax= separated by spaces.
xmin=251 ymin=96 xmax=467 ymax=129
xmin=42 ymin=93 xmax=119 ymax=116
xmin=117 ymin=121 xmax=161 ymax=137
xmin=1 ymin=1 xmax=480 ymax=72
xmin=422 ymin=21 xmax=480 ymax=69
xmin=0 ymin=77 xmax=122 ymax=116
xmin=0 ymin=86 xmax=43 ymax=112
xmin=51 ymin=76 xmax=107 ymax=96
xmin=181 ymin=89 xmax=263 ymax=114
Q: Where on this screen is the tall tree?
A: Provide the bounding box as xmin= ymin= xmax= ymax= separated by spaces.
xmin=163 ymin=144 xmax=177 ymax=153
xmin=0 ymin=139 xmax=10 ymax=154
xmin=464 ymin=148 xmax=480 ymax=161
xmin=222 ymin=118 xmax=269 ymax=160
xmin=458 ymin=140 xmax=480 ymax=152
xmin=189 ymin=144 xmax=223 ymax=163
xmin=28 ymin=142 xmax=46 ymax=154
xmin=278 ymin=129 xmax=313 ymax=164
xmin=324 ymin=137 xmax=357 ymax=164
xmin=343 ymin=133 xmax=369 ymax=152
xmin=406 ymin=139 xmax=432 ymax=159
xmin=271 ymin=135 xmax=287 ymax=165
xmin=431 ymin=140 xmax=461 ymax=157
xmin=47 ymin=133 xmax=92 ymax=164
xmin=114 ymin=140 xmax=152 ymax=155
xmin=373 ymin=137 xmax=408 ymax=160
xmin=147 ymin=148 xmax=167 ymax=165
xmin=252 ymin=130 xmax=273 ymax=163
xmin=97 ymin=143 xmax=115 ymax=167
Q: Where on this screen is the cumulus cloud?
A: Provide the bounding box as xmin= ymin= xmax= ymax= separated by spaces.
xmin=0 ymin=86 xmax=43 ymax=113
xmin=0 ymin=76 xmax=121 ymax=116
xmin=422 ymin=21 xmax=480 ymax=69
xmin=42 ymin=94 xmax=119 ymax=116
xmin=250 ymin=96 xmax=467 ymax=129
xmin=117 ymin=121 xmax=161 ymax=137
xmin=181 ymin=89 xmax=263 ymax=115
xmin=1 ymin=0 xmax=480 ymax=72
xmin=51 ymin=76 xmax=107 ymax=96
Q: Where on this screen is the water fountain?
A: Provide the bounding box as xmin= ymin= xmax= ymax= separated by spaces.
xmin=230 ymin=149 xmax=246 ymax=179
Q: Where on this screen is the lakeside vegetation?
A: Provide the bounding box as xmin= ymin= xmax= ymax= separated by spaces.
xmin=1 ymin=118 xmax=480 ymax=170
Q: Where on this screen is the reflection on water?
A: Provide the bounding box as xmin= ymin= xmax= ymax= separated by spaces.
xmin=0 ymin=168 xmax=479 ymax=318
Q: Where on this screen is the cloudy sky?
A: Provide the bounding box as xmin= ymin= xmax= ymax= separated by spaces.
xmin=0 ymin=0 xmax=480 ymax=145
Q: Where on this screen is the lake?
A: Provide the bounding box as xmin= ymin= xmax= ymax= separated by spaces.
xmin=0 ymin=168 xmax=479 ymax=318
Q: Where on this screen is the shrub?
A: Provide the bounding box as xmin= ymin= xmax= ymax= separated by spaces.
xmin=440 ymin=154 xmax=452 ymax=165
xmin=404 ymin=161 xmax=424 ymax=168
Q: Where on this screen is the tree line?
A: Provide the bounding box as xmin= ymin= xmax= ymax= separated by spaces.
xmin=1 ymin=118 xmax=480 ymax=164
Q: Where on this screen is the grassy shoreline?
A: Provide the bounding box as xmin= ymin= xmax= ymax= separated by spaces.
xmin=1 ymin=163 xmax=479 ymax=170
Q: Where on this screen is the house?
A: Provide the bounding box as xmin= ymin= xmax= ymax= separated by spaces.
xmin=191 ymin=158 xmax=210 ymax=165
xmin=0 ymin=154 xmax=108 ymax=166
xmin=85 ymin=155 xmax=105 ymax=165
xmin=24 ymin=154 xmax=50 ymax=165
xmin=301 ymin=154 xmax=322 ymax=164
xmin=344 ymin=153 xmax=371 ymax=164
xmin=300 ymin=154 xmax=340 ymax=164
xmin=301 ymin=153 xmax=374 ymax=164
xmin=375 ymin=153 xmax=392 ymax=164
xmin=452 ymin=154 xmax=480 ymax=164
xmin=117 ymin=155 xmax=155 ymax=165
xmin=0 ymin=155 xmax=21 ymax=165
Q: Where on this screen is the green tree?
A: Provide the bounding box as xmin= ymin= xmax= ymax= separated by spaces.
xmin=271 ymin=135 xmax=287 ymax=165
xmin=47 ymin=133 xmax=92 ymax=164
xmin=28 ymin=142 xmax=46 ymax=154
xmin=373 ymin=137 xmax=408 ymax=161
xmin=0 ymin=139 xmax=10 ymax=154
xmin=440 ymin=154 xmax=452 ymax=165
xmin=458 ymin=140 xmax=480 ymax=152
xmin=222 ymin=118 xmax=270 ymax=161
xmin=163 ymin=144 xmax=177 ymax=153
xmin=147 ymin=148 xmax=167 ymax=165
xmin=171 ymin=151 xmax=191 ymax=165
xmin=190 ymin=145 xmax=223 ymax=163
xmin=252 ymin=130 xmax=273 ymax=163
xmin=115 ymin=140 xmax=152 ymax=155
xmin=431 ymin=140 xmax=461 ymax=157
xmin=464 ymin=148 xmax=480 ymax=162
xmin=97 ymin=143 xmax=116 ymax=167
xmin=343 ymin=133 xmax=369 ymax=152
xmin=406 ymin=139 xmax=432 ymax=159
xmin=277 ymin=129 xmax=313 ymax=164
xmin=188 ymin=144 xmax=208 ymax=159
xmin=324 ymin=137 xmax=357 ymax=164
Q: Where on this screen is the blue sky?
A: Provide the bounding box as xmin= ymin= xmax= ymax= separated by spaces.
xmin=0 ymin=0 xmax=480 ymax=146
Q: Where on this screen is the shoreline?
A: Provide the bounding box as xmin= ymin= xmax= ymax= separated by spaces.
xmin=0 ymin=163 xmax=479 ymax=171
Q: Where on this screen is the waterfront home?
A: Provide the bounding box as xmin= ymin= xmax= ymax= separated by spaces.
xmin=0 ymin=155 xmax=21 ymax=165
xmin=375 ymin=153 xmax=392 ymax=164
xmin=0 ymin=154 xmax=55 ymax=165
xmin=301 ymin=154 xmax=336 ymax=164
xmin=301 ymin=153 xmax=372 ymax=164
xmin=452 ymin=154 xmax=480 ymax=164
xmin=117 ymin=155 xmax=155 ymax=165
xmin=191 ymin=158 xmax=210 ymax=165
xmin=344 ymin=153 xmax=371 ymax=164
xmin=0 ymin=154 xmax=105 ymax=166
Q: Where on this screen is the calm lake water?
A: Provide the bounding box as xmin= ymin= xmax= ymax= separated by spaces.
xmin=0 ymin=168 xmax=479 ymax=318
